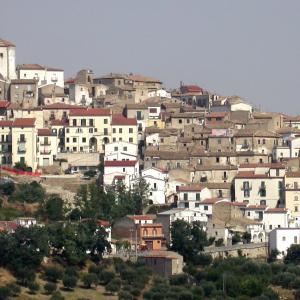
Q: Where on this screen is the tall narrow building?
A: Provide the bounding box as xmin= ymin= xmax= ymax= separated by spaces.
xmin=0 ymin=38 xmax=17 ymax=80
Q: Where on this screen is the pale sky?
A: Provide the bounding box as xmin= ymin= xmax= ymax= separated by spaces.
xmin=1 ymin=0 xmax=300 ymax=114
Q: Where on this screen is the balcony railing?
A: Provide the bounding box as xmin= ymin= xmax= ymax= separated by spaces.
xmin=40 ymin=149 xmax=51 ymax=155
xmin=17 ymin=148 xmax=26 ymax=153
xmin=40 ymin=141 xmax=51 ymax=146
xmin=17 ymin=139 xmax=26 ymax=143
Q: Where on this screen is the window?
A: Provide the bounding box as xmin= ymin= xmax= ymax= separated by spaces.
xmin=184 ymin=193 xmax=188 ymax=201
xmin=196 ymin=193 xmax=200 ymax=201
xmin=89 ymin=128 xmax=93 ymax=133
xmin=81 ymin=119 xmax=86 ymax=126
xmin=154 ymin=183 xmax=157 ymax=189
xmin=216 ymin=157 xmax=220 ymax=163
xmin=295 ymin=236 xmax=298 ymax=243
xmin=276 ymin=169 xmax=280 ymax=176
xmin=295 ymin=196 xmax=299 ymax=201
xmin=204 ymin=205 xmax=208 ymax=211
xmin=247 ymin=212 xmax=251 ymax=217
xmin=113 ymin=138 xmax=116 ymax=142
xmin=295 ymin=182 xmax=299 ymax=189
xmin=89 ymin=119 xmax=93 ymax=126
xmin=260 ymin=181 xmax=266 ymax=197
xmin=113 ymin=128 xmax=116 ymax=133
xmin=179 ymin=119 xmax=182 ymax=124
xmin=243 ymin=181 xmax=250 ymax=198
xmin=104 ymin=119 xmax=108 ymax=124
xmin=129 ymin=128 xmax=133 ymax=133
xmin=129 ymin=138 xmax=133 ymax=143
xmin=104 ymin=128 xmax=108 ymax=135
xmin=114 ymin=147 xmax=118 ymax=151
xmin=123 ymin=168 xmax=125 ymax=172
xmin=73 ymin=119 xmax=77 ymax=126
xmin=119 ymin=138 xmax=122 ymax=141
xmin=66 ymin=138 xmax=69 ymax=142
xmin=176 ymin=162 xmax=181 ymax=168
xmin=258 ymin=139 xmax=261 ymax=145
xmin=295 ymin=206 xmax=298 ymax=212
xmin=82 ymin=138 xmax=86 ymax=143
xmin=123 ymin=147 xmax=127 ymax=151
xmin=73 ymin=138 xmax=77 ymax=143
xmin=136 ymin=111 xmax=142 ymax=120
xmin=282 ymin=236 xmax=286 ymax=241
xmin=269 ymin=225 xmax=272 ymax=230
xmin=119 ymin=128 xmax=122 ymax=133
xmin=262 ymin=139 xmax=266 ymax=144
xmin=260 ymin=200 xmax=266 ymax=205
xmin=73 ymin=147 xmax=77 ymax=151
xmin=218 ymin=190 xmax=223 ymax=198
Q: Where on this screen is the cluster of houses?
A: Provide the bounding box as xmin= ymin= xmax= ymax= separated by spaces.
xmin=1 ymin=38 xmax=300 ymax=264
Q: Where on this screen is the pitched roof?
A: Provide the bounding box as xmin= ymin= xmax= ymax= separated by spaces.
xmin=264 ymin=208 xmax=288 ymax=213
xmin=0 ymin=120 xmax=13 ymax=127
xmin=0 ymin=39 xmax=15 ymax=47
xmin=239 ymin=163 xmax=285 ymax=169
xmin=0 ymin=101 xmax=10 ymax=109
xmin=178 ymin=185 xmax=205 ymax=192
xmin=180 ymin=85 xmax=203 ymax=94
xmin=200 ymin=198 xmax=223 ymax=204
xmin=245 ymin=205 xmax=267 ymax=210
xmin=235 ymin=171 xmax=268 ymax=179
xmin=10 ymin=79 xmax=37 ymax=85
xmin=111 ymin=114 xmax=137 ymax=126
xmin=51 ymin=119 xmax=69 ymax=126
xmin=12 ymin=118 xmax=35 ymax=127
xmin=43 ymin=103 xmax=82 ymax=110
xmin=127 ymin=215 xmax=156 ymax=221
xmin=38 ymin=128 xmax=54 ymax=136
xmin=97 ymin=220 xmax=110 ymax=227
xmin=69 ymin=108 xmax=111 ymax=117
xmin=104 ymin=160 xmax=137 ymax=167
xmin=18 ymin=64 xmax=63 ymax=72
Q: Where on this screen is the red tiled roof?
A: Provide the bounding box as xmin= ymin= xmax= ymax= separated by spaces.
xmin=43 ymin=103 xmax=82 ymax=110
xmin=245 ymin=205 xmax=267 ymax=210
xmin=114 ymin=175 xmax=125 ymax=180
xmin=111 ymin=114 xmax=137 ymax=126
xmin=38 ymin=128 xmax=53 ymax=136
xmin=18 ymin=64 xmax=63 ymax=71
xmin=12 ymin=118 xmax=35 ymax=127
xmin=0 ymin=221 xmax=18 ymax=232
xmin=235 ymin=171 xmax=268 ymax=179
xmin=265 ymin=208 xmax=288 ymax=213
xmin=0 ymin=120 xmax=13 ymax=127
xmin=231 ymin=202 xmax=247 ymax=207
xmin=200 ymin=198 xmax=222 ymax=204
xmin=97 ymin=220 xmax=110 ymax=227
xmin=104 ymin=160 xmax=137 ymax=167
xmin=239 ymin=163 xmax=285 ymax=169
xmin=0 ymin=101 xmax=10 ymax=109
xmin=180 ymin=85 xmax=203 ymax=94
xmin=127 ymin=215 xmax=156 ymax=221
xmin=178 ymin=185 xmax=205 ymax=192
xmin=70 ymin=108 xmax=111 ymax=117
xmin=65 ymin=78 xmax=75 ymax=84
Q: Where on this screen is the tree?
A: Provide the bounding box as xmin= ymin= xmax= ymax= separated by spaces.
xmin=0 ymin=181 xmax=15 ymax=196
xmin=240 ymin=276 xmax=263 ymax=297
xmin=14 ymin=161 xmax=32 ymax=171
xmin=81 ymin=273 xmax=98 ymax=288
xmin=40 ymin=194 xmax=64 ymax=221
xmin=99 ymin=270 xmax=115 ymax=285
xmin=50 ymin=291 xmax=65 ymax=300
xmin=44 ymin=282 xmax=57 ymax=295
xmin=0 ymin=286 xmax=10 ymax=300
xmin=44 ymin=266 xmax=63 ymax=283
xmin=9 ymin=181 xmax=45 ymax=203
xmin=105 ymin=278 xmax=121 ymax=294
xmin=285 ymin=244 xmax=300 ymax=264
xmin=28 ymin=281 xmax=40 ymax=294
xmin=62 ymin=275 xmax=77 ymax=290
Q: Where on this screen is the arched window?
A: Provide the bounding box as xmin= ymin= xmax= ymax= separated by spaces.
xmin=153 ymin=228 xmax=157 ymax=236
xmin=143 ymin=229 xmax=148 ymax=236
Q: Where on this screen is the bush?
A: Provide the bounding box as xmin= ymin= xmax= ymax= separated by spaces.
xmin=6 ymin=283 xmax=20 ymax=297
xmin=0 ymin=181 xmax=15 ymax=196
xmin=241 ymin=277 xmax=263 ymax=297
xmin=28 ymin=281 xmax=40 ymax=294
xmin=81 ymin=273 xmax=98 ymax=288
xmin=118 ymin=290 xmax=133 ymax=300
xmin=169 ymin=273 xmax=189 ymax=286
xmin=14 ymin=161 xmax=32 ymax=171
xmin=44 ymin=282 xmax=57 ymax=295
xmin=179 ymin=290 xmax=194 ymax=300
xmin=99 ymin=270 xmax=115 ymax=285
xmin=44 ymin=266 xmax=64 ymax=283
xmin=272 ymin=272 xmax=297 ymax=288
xmin=201 ymin=281 xmax=216 ymax=297
xmin=84 ymin=170 xmax=97 ymax=178
xmin=65 ymin=266 xmax=79 ymax=278
xmin=50 ymin=291 xmax=65 ymax=300
xmin=62 ymin=275 xmax=77 ymax=290
xmin=215 ymin=238 xmax=224 ymax=247
xmin=285 ymin=244 xmax=300 ymax=264
xmin=194 ymin=253 xmax=213 ymax=266
xmin=105 ymin=278 xmax=121 ymax=294
xmin=0 ymin=286 xmax=10 ymax=300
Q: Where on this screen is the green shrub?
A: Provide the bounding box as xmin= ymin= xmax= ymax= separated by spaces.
xmin=44 ymin=266 xmax=63 ymax=282
xmin=272 ymin=272 xmax=296 ymax=288
xmin=99 ymin=270 xmax=115 ymax=285
xmin=241 ymin=276 xmax=263 ymax=297
xmin=28 ymin=281 xmax=40 ymax=294
xmin=44 ymin=282 xmax=57 ymax=295
xmin=50 ymin=291 xmax=65 ymax=300
xmin=201 ymin=280 xmax=216 ymax=297
xmin=5 ymin=283 xmax=20 ymax=297
xmin=62 ymin=275 xmax=77 ymax=290
xmin=169 ymin=273 xmax=189 ymax=286
xmin=194 ymin=253 xmax=213 ymax=266
xmin=0 ymin=286 xmax=10 ymax=300
xmin=118 ymin=290 xmax=133 ymax=300
xmin=81 ymin=273 xmax=98 ymax=288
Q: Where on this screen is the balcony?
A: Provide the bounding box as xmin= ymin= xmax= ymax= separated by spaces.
xmin=40 ymin=149 xmax=51 ymax=155
xmin=241 ymin=185 xmax=252 ymax=191
xmin=17 ymin=147 xmax=26 ymax=154
xmin=40 ymin=141 xmax=51 ymax=146
xmin=17 ymin=139 xmax=26 ymax=143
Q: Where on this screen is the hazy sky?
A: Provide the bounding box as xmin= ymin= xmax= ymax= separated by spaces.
xmin=1 ymin=0 xmax=300 ymax=114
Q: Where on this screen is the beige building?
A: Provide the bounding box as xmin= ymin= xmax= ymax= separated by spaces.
xmin=0 ymin=120 xmax=12 ymax=165
xmin=111 ymin=114 xmax=137 ymax=144
xmin=37 ymin=128 xmax=58 ymax=167
xmin=285 ymin=172 xmax=300 ymax=219
xmin=11 ymin=118 xmax=37 ymax=170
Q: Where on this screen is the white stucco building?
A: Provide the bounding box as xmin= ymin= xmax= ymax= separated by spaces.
xmin=148 ymin=89 xmax=171 ymax=98
xmin=104 ymin=141 xmax=138 ymax=161
xmin=269 ymin=228 xmax=300 ymax=258
xmin=0 ymin=39 xmax=17 ymax=80
xmin=17 ymin=64 xmax=64 ymax=88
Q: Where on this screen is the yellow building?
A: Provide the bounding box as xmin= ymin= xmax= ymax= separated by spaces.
xmin=11 ymin=118 xmax=37 ymax=171
xmin=285 ymin=171 xmax=300 ymax=218
xmin=66 ymin=108 xmax=111 ymax=153
xmin=0 ymin=120 xmax=13 ymax=165
xmin=111 ymin=114 xmax=138 ymax=144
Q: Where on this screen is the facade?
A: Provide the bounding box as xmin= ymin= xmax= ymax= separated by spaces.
xmin=269 ymin=228 xmax=300 ymax=258
xmin=17 ymin=64 xmax=64 ymax=88
xmin=0 ymin=39 xmax=17 ymax=80
xmin=37 ymin=128 xmax=58 ymax=167
xmin=104 ymin=141 xmax=138 ymax=161
xmin=10 ymin=79 xmax=38 ymax=108
xmin=285 ymin=172 xmax=300 ymax=220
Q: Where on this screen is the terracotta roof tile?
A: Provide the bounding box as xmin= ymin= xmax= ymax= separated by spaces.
xmin=70 ymin=108 xmax=111 ymax=117
xmin=43 ymin=103 xmax=82 ymax=110
xmin=127 ymin=215 xmax=156 ymax=221
xmin=104 ymin=160 xmax=137 ymax=167
xmin=0 ymin=101 xmax=10 ymax=109
xmin=38 ymin=128 xmax=54 ymax=136
xmin=111 ymin=114 xmax=137 ymax=126
xmin=0 ymin=120 xmax=13 ymax=127
xmin=12 ymin=118 xmax=35 ymax=127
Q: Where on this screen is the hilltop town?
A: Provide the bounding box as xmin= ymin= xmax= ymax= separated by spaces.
xmin=1 ymin=38 xmax=300 ymax=299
